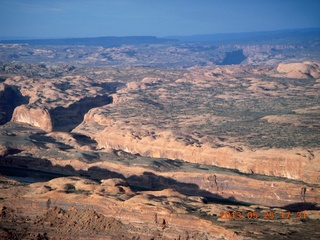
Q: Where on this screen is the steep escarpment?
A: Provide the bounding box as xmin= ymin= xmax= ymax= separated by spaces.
xmin=3 ymin=63 xmax=317 ymax=185
xmin=73 ymin=63 xmax=320 ymax=185
xmin=10 ymin=95 xmax=113 ymax=132
xmin=75 ymin=113 xmax=320 ymax=185
xmin=49 ymin=95 xmax=113 ymax=132
xmin=0 ymin=84 xmax=29 ymax=124
xmin=11 ymin=105 xmax=53 ymax=132
xmin=1 ymin=71 xmax=118 ymax=132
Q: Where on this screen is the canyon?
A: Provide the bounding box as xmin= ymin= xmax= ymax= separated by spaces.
xmin=0 ymin=30 xmax=320 ymax=239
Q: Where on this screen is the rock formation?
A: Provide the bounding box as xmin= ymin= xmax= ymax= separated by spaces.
xmin=11 ymin=105 xmax=53 ymax=132
xmin=1 ymin=174 xmax=319 ymax=239
xmin=0 ymin=84 xmax=29 ymax=124
xmin=277 ymin=62 xmax=320 ymax=78
xmin=72 ymin=63 xmax=320 ymax=185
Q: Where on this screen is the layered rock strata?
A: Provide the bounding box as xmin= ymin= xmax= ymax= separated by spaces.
xmin=73 ymin=62 xmax=320 ymax=185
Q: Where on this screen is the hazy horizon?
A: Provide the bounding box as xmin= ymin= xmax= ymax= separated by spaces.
xmin=0 ymin=0 xmax=320 ymax=39
xmin=1 ymin=26 xmax=320 ymax=41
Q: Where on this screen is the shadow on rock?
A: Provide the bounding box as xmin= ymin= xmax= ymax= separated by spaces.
xmin=283 ymin=202 xmax=320 ymax=211
xmin=0 ymin=156 xmax=243 ymax=205
xmin=127 ymin=171 xmax=240 ymax=204
xmin=49 ymin=95 xmax=113 ymax=132
xmin=29 ymin=133 xmax=74 ymax=150
xmin=0 ymin=85 xmax=30 ymax=125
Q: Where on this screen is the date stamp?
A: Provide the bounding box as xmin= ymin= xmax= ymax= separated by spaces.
xmin=220 ymin=211 xmax=307 ymax=220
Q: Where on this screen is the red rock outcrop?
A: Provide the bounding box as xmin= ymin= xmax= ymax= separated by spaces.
xmin=277 ymin=62 xmax=320 ymax=78
xmin=72 ymin=63 xmax=320 ymax=185
xmin=11 ymin=105 xmax=53 ymax=132
xmin=76 ymin=116 xmax=320 ymax=185
xmin=0 ymin=176 xmax=241 ymax=239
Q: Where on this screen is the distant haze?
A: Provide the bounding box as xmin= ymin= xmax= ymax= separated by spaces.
xmin=0 ymin=0 xmax=320 ymax=39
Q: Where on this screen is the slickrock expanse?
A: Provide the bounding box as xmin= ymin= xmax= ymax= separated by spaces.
xmin=1 ymin=31 xmax=320 ymax=239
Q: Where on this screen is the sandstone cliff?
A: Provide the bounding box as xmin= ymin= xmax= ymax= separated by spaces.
xmin=73 ymin=63 xmax=320 ymax=185
xmin=2 ymin=63 xmax=320 ymax=203
xmin=11 ymin=105 xmax=53 ymax=132
xmin=74 ymin=112 xmax=320 ymax=185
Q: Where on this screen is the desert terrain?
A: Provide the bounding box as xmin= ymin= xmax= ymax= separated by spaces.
xmin=0 ymin=30 xmax=320 ymax=239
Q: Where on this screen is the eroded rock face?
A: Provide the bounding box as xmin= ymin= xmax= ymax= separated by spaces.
xmin=0 ymin=84 xmax=29 ymax=125
xmin=78 ymin=117 xmax=320 ymax=184
xmin=73 ymin=63 xmax=320 ymax=185
xmin=11 ymin=105 xmax=53 ymax=132
xmin=277 ymin=62 xmax=320 ymax=78
xmin=1 ymin=174 xmax=319 ymax=239
xmin=0 ymin=72 xmax=117 ymax=132
xmin=2 ymin=63 xmax=319 ymax=185
xmin=0 ymin=175 xmax=242 ymax=240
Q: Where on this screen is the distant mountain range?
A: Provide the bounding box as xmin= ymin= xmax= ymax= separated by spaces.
xmin=0 ymin=36 xmax=176 ymax=48
xmin=168 ymin=27 xmax=320 ymax=44
xmin=1 ymin=27 xmax=319 ymax=47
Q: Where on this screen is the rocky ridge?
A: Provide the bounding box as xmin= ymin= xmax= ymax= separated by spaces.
xmin=1 ymin=174 xmax=319 ymax=240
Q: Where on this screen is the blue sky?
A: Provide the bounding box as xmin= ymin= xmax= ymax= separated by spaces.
xmin=1 ymin=0 xmax=320 ymax=39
